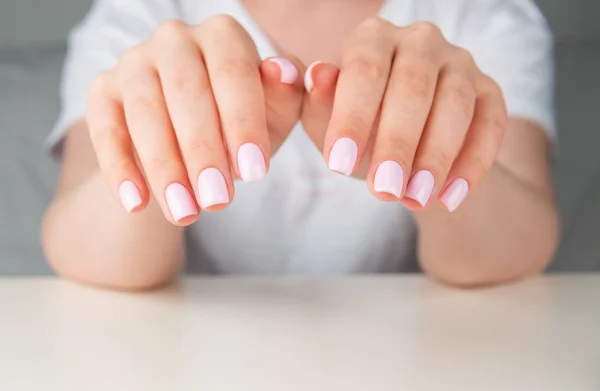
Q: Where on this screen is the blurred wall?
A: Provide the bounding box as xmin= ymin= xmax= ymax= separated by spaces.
xmin=0 ymin=0 xmax=598 ymax=47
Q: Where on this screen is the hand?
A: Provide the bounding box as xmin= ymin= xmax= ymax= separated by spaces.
xmin=87 ymin=15 xmax=304 ymax=224
xmin=302 ymin=18 xmax=507 ymax=212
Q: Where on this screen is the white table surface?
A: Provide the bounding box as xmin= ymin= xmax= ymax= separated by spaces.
xmin=0 ymin=275 xmax=598 ymax=391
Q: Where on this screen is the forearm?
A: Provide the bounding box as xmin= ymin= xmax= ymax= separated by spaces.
xmin=415 ymin=163 xmax=559 ymax=287
xmin=42 ymin=171 xmax=184 ymax=290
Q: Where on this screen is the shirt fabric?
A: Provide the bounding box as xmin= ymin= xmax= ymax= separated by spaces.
xmin=47 ymin=0 xmax=555 ymax=275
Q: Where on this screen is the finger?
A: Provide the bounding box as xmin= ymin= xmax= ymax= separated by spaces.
xmin=324 ymin=18 xmax=396 ymax=176
xmin=368 ymin=45 xmax=441 ymax=202
xmin=118 ymin=46 xmax=199 ymax=225
xmin=196 ymin=15 xmax=268 ymax=182
xmin=439 ymin=76 xmax=507 ymax=212
xmin=402 ymin=64 xmax=475 ymax=208
xmin=87 ymin=71 xmax=149 ymax=214
xmin=301 ymin=61 xmax=340 ymax=150
xmin=260 ymin=55 xmax=305 ymax=153
xmin=152 ymin=21 xmax=233 ymax=212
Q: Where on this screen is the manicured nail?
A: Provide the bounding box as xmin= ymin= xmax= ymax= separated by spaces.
xmin=405 ymin=170 xmax=435 ymax=207
xmin=165 ymin=183 xmax=197 ymax=221
xmin=268 ymin=57 xmax=298 ymax=84
xmin=237 ymin=143 xmax=267 ymax=182
xmin=440 ymin=178 xmax=469 ymax=212
xmin=304 ymin=61 xmax=323 ymax=93
xmin=198 ymin=168 xmax=229 ymax=209
xmin=374 ymin=161 xmax=404 ymax=198
xmin=328 ymin=137 xmax=358 ymax=176
xmin=118 ymin=180 xmax=142 ymax=213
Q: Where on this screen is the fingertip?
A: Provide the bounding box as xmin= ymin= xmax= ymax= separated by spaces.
xmin=118 ymin=179 xmax=146 ymax=213
xmin=261 ymin=57 xmax=301 ymax=86
xmin=173 ymin=213 xmax=200 ymax=227
xmin=304 ymin=61 xmax=339 ymax=94
xmin=165 ymin=182 xmax=200 ymax=223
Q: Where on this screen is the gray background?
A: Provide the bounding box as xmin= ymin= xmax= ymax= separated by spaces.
xmin=0 ymin=0 xmax=599 ymax=274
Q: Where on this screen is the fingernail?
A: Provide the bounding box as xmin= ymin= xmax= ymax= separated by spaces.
xmin=198 ymin=168 xmax=229 ymax=209
xmin=440 ymin=178 xmax=469 ymax=212
xmin=374 ymin=161 xmax=404 ymax=198
xmin=237 ymin=143 xmax=267 ymax=182
xmin=118 ymin=180 xmax=142 ymax=213
xmin=304 ymin=61 xmax=323 ymax=93
xmin=405 ymin=170 xmax=435 ymax=207
xmin=328 ymin=137 xmax=358 ymax=176
xmin=165 ymin=183 xmax=197 ymax=221
xmin=268 ymin=57 xmax=298 ymax=84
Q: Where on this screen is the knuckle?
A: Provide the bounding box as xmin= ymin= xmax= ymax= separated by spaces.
xmin=344 ymin=54 xmax=388 ymax=81
xmin=89 ymin=71 xmax=112 ymax=97
xmin=447 ymin=78 xmax=476 ymax=116
xmin=229 ymin=109 xmax=264 ymax=133
xmin=106 ymin=157 xmax=135 ymax=178
xmin=454 ymin=46 xmax=475 ymax=66
xmin=153 ymin=19 xmax=187 ymax=42
xmin=340 ymin=109 xmax=373 ymax=134
xmin=400 ymin=65 xmax=434 ymax=102
xmin=217 ymin=58 xmax=257 ymax=79
xmin=468 ymin=154 xmax=491 ymax=180
xmin=425 ymin=148 xmax=455 ymax=172
xmin=481 ymin=75 xmax=504 ymax=98
xmin=146 ymin=154 xmax=177 ymax=175
xmin=118 ymin=44 xmax=148 ymax=70
xmin=183 ymin=137 xmax=216 ymax=158
xmin=355 ymin=16 xmax=390 ymax=38
xmin=484 ymin=113 xmax=508 ymax=141
xmin=88 ymin=120 xmax=114 ymax=146
xmin=124 ymin=85 xmax=163 ymax=114
xmin=380 ymin=134 xmax=416 ymax=162
xmin=407 ymin=21 xmax=442 ymax=42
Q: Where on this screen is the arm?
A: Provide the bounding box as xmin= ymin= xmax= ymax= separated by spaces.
xmin=415 ymin=118 xmax=559 ymax=287
xmin=42 ymin=14 xmax=305 ymax=290
xmin=42 ymin=121 xmax=184 ymax=291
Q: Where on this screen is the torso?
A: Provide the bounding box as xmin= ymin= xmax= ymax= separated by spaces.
xmin=178 ymin=0 xmax=420 ymax=275
xmin=241 ymin=0 xmax=386 ymax=64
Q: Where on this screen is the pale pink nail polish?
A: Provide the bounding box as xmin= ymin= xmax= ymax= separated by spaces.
xmin=268 ymin=57 xmax=298 ymax=84
xmin=304 ymin=61 xmax=322 ymax=93
xmin=405 ymin=170 xmax=435 ymax=207
xmin=328 ymin=137 xmax=358 ymax=176
xmin=237 ymin=143 xmax=267 ymax=182
xmin=118 ymin=180 xmax=142 ymax=213
xmin=165 ymin=183 xmax=197 ymax=221
xmin=374 ymin=161 xmax=404 ymax=198
xmin=440 ymin=178 xmax=469 ymax=212
xmin=198 ymin=168 xmax=229 ymax=209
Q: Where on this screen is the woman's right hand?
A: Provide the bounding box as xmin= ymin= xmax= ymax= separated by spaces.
xmin=86 ymin=15 xmax=304 ymax=225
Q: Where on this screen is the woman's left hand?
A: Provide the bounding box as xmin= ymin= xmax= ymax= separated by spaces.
xmin=301 ymin=18 xmax=508 ymax=212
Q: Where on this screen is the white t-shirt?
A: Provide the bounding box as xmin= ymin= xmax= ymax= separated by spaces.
xmin=48 ymin=0 xmax=555 ymax=275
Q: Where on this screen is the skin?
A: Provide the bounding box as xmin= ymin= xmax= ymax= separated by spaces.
xmin=42 ymin=1 xmax=559 ymax=290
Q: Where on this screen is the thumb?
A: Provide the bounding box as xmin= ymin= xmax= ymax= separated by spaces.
xmin=300 ymin=61 xmax=340 ymax=152
xmin=260 ymin=55 xmax=306 ymax=155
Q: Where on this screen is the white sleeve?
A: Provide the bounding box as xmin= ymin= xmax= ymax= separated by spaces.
xmin=46 ymin=0 xmax=179 ymax=157
xmin=457 ymin=0 xmax=556 ymax=140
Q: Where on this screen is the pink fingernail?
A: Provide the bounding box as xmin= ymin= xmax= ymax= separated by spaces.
xmin=268 ymin=57 xmax=298 ymax=84
xmin=405 ymin=170 xmax=435 ymax=207
xmin=440 ymin=178 xmax=469 ymax=212
xmin=198 ymin=168 xmax=229 ymax=209
xmin=374 ymin=161 xmax=404 ymax=198
xmin=118 ymin=180 xmax=142 ymax=213
xmin=237 ymin=143 xmax=267 ymax=182
xmin=165 ymin=183 xmax=197 ymax=221
xmin=304 ymin=61 xmax=323 ymax=93
xmin=328 ymin=137 xmax=358 ymax=176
